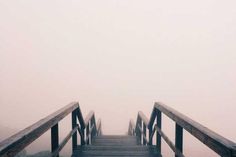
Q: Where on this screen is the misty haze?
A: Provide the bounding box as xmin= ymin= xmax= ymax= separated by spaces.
xmin=0 ymin=0 xmax=236 ymax=157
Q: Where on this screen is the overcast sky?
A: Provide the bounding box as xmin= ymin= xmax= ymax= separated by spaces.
xmin=0 ymin=0 xmax=236 ymax=156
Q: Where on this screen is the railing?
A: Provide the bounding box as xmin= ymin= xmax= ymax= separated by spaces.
xmin=96 ymin=119 xmax=102 ymax=136
xmin=128 ymin=119 xmax=135 ymax=136
xmin=0 ymin=102 xmax=101 ymax=157
xmin=130 ymin=102 xmax=236 ymax=157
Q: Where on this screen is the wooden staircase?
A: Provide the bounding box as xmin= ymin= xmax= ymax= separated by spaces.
xmin=72 ymin=135 xmax=161 ymax=157
xmin=1 ymin=102 xmax=236 ymax=157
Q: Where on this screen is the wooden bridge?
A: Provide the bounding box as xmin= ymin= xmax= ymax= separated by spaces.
xmin=0 ymin=102 xmax=236 ymax=157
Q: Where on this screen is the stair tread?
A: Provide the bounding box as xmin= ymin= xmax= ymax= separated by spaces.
xmin=72 ymin=135 xmax=161 ymax=157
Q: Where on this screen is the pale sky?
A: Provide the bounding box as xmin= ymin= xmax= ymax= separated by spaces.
xmin=0 ymin=0 xmax=236 ymax=156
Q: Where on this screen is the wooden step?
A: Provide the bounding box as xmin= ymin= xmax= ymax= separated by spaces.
xmin=72 ymin=135 xmax=161 ymax=157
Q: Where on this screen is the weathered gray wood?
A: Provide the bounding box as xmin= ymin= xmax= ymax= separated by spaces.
xmin=52 ymin=125 xmax=79 ymax=157
xmin=135 ymin=115 xmax=142 ymax=144
xmin=137 ymin=124 xmax=148 ymax=144
xmin=148 ymin=106 xmax=157 ymax=129
xmin=97 ymin=119 xmax=102 ymax=136
xmin=148 ymin=125 xmax=153 ymax=145
xmin=77 ymin=145 xmax=158 ymax=151
xmin=128 ymin=119 xmax=135 ymax=136
xmin=86 ymin=124 xmax=95 ymax=144
xmin=76 ymin=107 xmax=85 ymax=129
xmin=51 ymin=124 xmax=59 ymax=157
xmin=155 ymin=125 xmax=185 ymax=157
xmin=156 ymin=109 xmax=162 ymax=152
xmin=84 ymin=111 xmax=94 ymax=127
xmin=72 ymin=110 xmax=77 ymax=152
xmin=86 ymin=124 xmax=90 ymax=145
xmin=73 ymin=136 xmax=161 ymax=157
xmin=138 ymin=111 xmax=149 ymax=126
xmin=175 ymin=123 xmax=183 ymax=157
xmin=149 ymin=126 xmax=156 ymax=145
xmin=143 ymin=123 xmax=147 ymax=145
xmin=0 ymin=102 xmax=101 ymax=157
xmin=0 ymin=102 xmax=79 ymax=157
xmin=134 ymin=102 xmax=236 ymax=157
xmin=91 ymin=116 xmax=97 ymax=137
xmin=154 ymin=102 xmax=236 ymax=157
xmin=77 ymin=126 xmax=85 ymax=145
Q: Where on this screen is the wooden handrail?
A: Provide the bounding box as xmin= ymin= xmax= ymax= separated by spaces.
xmin=138 ymin=111 xmax=149 ymax=126
xmin=0 ymin=102 xmax=101 ymax=157
xmin=84 ymin=111 xmax=95 ymax=127
xmin=132 ymin=102 xmax=236 ymax=157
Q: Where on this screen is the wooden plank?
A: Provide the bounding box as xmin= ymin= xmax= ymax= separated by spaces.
xmin=154 ymin=102 xmax=236 ymax=156
xmin=138 ymin=111 xmax=149 ymax=126
xmin=155 ymin=125 xmax=185 ymax=157
xmin=84 ymin=111 xmax=94 ymax=128
xmin=128 ymin=119 xmax=135 ymax=136
xmin=148 ymin=106 xmax=156 ymax=129
xmin=149 ymin=125 xmax=157 ymax=145
xmin=175 ymin=123 xmax=183 ymax=157
xmin=51 ymin=124 xmax=59 ymax=157
xmin=73 ymin=135 xmax=162 ymax=157
xmin=52 ymin=125 xmax=79 ymax=157
xmin=77 ymin=126 xmax=85 ymax=145
xmin=135 ymin=116 xmax=142 ymax=144
xmin=72 ymin=110 xmax=78 ymax=152
xmin=77 ymin=145 xmax=158 ymax=151
xmin=0 ymin=102 xmax=79 ymax=157
xmin=156 ymin=110 xmax=162 ymax=152
xmin=91 ymin=116 xmax=97 ymax=137
xmin=97 ymin=119 xmax=102 ymax=136
xmin=76 ymin=107 xmax=85 ymax=129
xmin=86 ymin=124 xmax=95 ymax=143
xmin=143 ymin=123 xmax=147 ymax=145
xmin=137 ymin=124 xmax=148 ymax=144
xmin=148 ymin=125 xmax=153 ymax=145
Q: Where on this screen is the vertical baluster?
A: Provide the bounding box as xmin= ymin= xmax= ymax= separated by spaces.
xmin=86 ymin=121 xmax=90 ymax=144
xmin=149 ymin=125 xmax=153 ymax=145
xmin=72 ymin=110 xmax=77 ymax=152
xmin=136 ymin=117 xmax=140 ymax=144
xmin=138 ymin=118 xmax=142 ymax=144
xmin=81 ymin=127 xmax=85 ymax=145
xmin=175 ymin=123 xmax=183 ymax=157
xmin=156 ymin=109 xmax=162 ymax=153
xmin=92 ymin=116 xmax=95 ymax=138
xmin=143 ymin=122 xmax=146 ymax=145
xmin=51 ymin=123 xmax=59 ymax=157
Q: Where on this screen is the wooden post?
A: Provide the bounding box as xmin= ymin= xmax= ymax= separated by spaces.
xmin=175 ymin=123 xmax=183 ymax=157
xmin=72 ymin=110 xmax=77 ymax=152
xmin=86 ymin=122 xmax=90 ymax=144
xmin=143 ymin=122 xmax=146 ymax=145
xmin=81 ymin=128 xmax=85 ymax=145
xmin=139 ymin=119 xmax=142 ymax=144
xmin=149 ymin=125 xmax=153 ymax=145
xmin=51 ymin=123 xmax=59 ymax=157
xmin=156 ymin=110 xmax=162 ymax=152
xmin=136 ymin=117 xmax=141 ymax=144
xmin=92 ymin=116 xmax=96 ymax=138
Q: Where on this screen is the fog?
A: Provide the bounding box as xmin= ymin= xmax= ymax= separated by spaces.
xmin=0 ymin=0 xmax=236 ymax=156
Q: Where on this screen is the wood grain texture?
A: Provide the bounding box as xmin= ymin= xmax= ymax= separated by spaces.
xmin=72 ymin=135 xmax=161 ymax=157
xmin=0 ymin=102 xmax=101 ymax=157
xmin=134 ymin=102 xmax=236 ymax=157
xmin=154 ymin=102 xmax=236 ymax=157
xmin=0 ymin=102 xmax=79 ymax=157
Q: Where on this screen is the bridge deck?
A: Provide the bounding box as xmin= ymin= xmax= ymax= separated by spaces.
xmin=72 ymin=135 xmax=161 ymax=157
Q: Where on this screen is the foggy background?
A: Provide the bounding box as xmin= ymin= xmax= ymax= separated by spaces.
xmin=0 ymin=0 xmax=236 ymax=156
